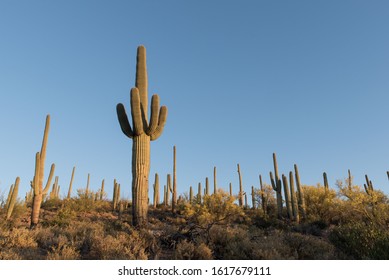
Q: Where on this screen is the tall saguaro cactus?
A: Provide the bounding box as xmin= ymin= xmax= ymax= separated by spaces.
xmin=270 ymin=153 xmax=283 ymax=219
xmin=116 ymin=46 xmax=168 ymax=226
xmin=30 ymin=115 xmax=55 ymax=228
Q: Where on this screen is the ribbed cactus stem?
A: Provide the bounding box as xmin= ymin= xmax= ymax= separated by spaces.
xmin=213 ymin=166 xmax=217 ymax=194
xmin=347 ymin=169 xmax=352 ymax=190
xmin=189 ymin=186 xmax=193 ymax=204
xmin=116 ymin=46 xmax=168 ymax=227
xmin=272 ymin=153 xmax=283 ymax=219
xmin=198 ymin=182 xmax=202 ymax=204
xmin=67 ymin=166 xmax=75 ymax=199
xmin=289 ymin=171 xmax=299 ymax=223
xmin=237 ymin=164 xmax=244 ymax=207
xmin=251 ymin=186 xmax=255 ymax=209
xmin=163 ymin=185 xmax=167 ymax=206
xmin=259 ymin=175 xmax=266 ymax=215
xmin=6 ymin=177 xmax=20 ymax=220
xmin=364 ymin=174 xmax=374 ymax=195
xmin=86 ymin=173 xmax=90 ymax=197
xmin=153 ymin=173 xmax=159 ymax=208
xmin=294 ymin=164 xmax=306 ymax=221
xmin=244 ymin=193 xmax=248 ymax=209
xmin=30 ymin=115 xmax=55 ymax=228
xmin=282 ymin=174 xmax=293 ymax=219
xmin=205 ymin=177 xmax=209 ymax=196
xmin=172 ymin=146 xmax=177 ymax=212
xmin=167 ymin=174 xmax=171 ymax=206
xmin=100 ymin=179 xmax=105 ymax=200
xmin=323 ymin=172 xmax=329 ymax=191
xmin=229 ymin=182 xmax=232 ymax=197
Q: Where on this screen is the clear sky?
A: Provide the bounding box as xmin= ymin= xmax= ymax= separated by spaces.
xmin=1 ymin=0 xmax=389 ymax=202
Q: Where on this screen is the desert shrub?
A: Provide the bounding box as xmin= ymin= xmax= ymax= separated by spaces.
xmin=208 ymin=225 xmax=294 ymax=259
xmin=183 ymin=190 xmax=244 ymax=228
xmin=337 ymin=183 xmax=389 ymax=226
xmin=283 ymin=232 xmax=338 ymax=259
xmin=302 ymin=185 xmax=340 ymax=224
xmin=88 ymin=230 xmax=147 ymax=260
xmin=329 ymin=221 xmax=389 ymax=259
xmin=0 ymin=228 xmax=40 ymax=259
xmin=174 ymin=240 xmax=213 ymax=260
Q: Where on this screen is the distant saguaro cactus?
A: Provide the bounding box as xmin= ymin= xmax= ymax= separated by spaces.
xmin=364 ymin=174 xmax=374 ymax=195
xmin=270 ymin=153 xmax=283 ymax=219
xmin=282 ymin=174 xmax=293 ymax=219
xmin=67 ymin=166 xmax=75 ymax=199
xmin=323 ymin=172 xmax=329 ymax=191
xmin=237 ymin=164 xmax=244 ymax=207
xmin=6 ymin=177 xmax=20 ymax=220
xmin=153 ymin=173 xmax=159 ymax=208
xmin=294 ymin=164 xmax=306 ymax=221
xmin=172 ymin=146 xmax=177 ymax=212
xmin=30 ymin=115 xmax=55 ymax=228
xmin=116 ymin=46 xmax=168 ymax=226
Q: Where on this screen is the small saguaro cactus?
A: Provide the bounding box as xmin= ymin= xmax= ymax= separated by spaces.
xmin=30 ymin=115 xmax=55 ymax=228
xmin=86 ymin=173 xmax=90 ymax=197
xmin=237 ymin=164 xmax=244 ymax=207
xmin=364 ymin=174 xmax=374 ymax=195
xmin=67 ymin=166 xmax=75 ymax=199
xmin=251 ymin=186 xmax=255 ymax=209
xmin=289 ymin=171 xmax=299 ymax=223
xmin=172 ymin=146 xmax=177 ymax=212
xmin=259 ymin=175 xmax=266 ymax=215
xmin=6 ymin=177 xmax=20 ymax=220
xmin=282 ymin=174 xmax=293 ymax=219
xmin=229 ymin=182 xmax=233 ymax=197
xmin=116 ymin=46 xmax=168 ymax=226
xmin=189 ymin=186 xmax=193 ymax=204
xmin=100 ymin=179 xmax=105 ymax=200
xmin=323 ymin=172 xmax=329 ymax=191
xmin=205 ymin=177 xmax=210 ymax=196
xmin=197 ymin=182 xmax=202 ymax=204
xmin=213 ymin=166 xmax=217 ymax=194
xmin=153 ymin=173 xmax=159 ymax=208
xmin=294 ymin=164 xmax=306 ymax=221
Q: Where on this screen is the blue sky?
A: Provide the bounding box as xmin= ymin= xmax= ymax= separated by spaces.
xmin=1 ymin=0 xmax=389 ymax=202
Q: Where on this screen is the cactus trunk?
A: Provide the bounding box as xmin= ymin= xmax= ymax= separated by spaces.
xmin=271 ymin=153 xmax=283 ymax=219
xmin=131 ymin=134 xmax=150 ymax=225
xmin=294 ymin=164 xmax=306 ymax=221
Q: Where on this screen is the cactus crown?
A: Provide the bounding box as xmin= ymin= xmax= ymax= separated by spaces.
xmin=116 ymin=46 xmax=168 ymax=141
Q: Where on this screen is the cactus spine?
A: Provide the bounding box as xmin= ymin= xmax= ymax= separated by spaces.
xmin=67 ymin=166 xmax=75 ymax=199
xmin=237 ymin=164 xmax=244 ymax=207
xmin=116 ymin=46 xmax=168 ymax=226
xmin=30 ymin=115 xmax=55 ymax=228
xmin=6 ymin=177 xmax=20 ymax=220
xmin=294 ymin=164 xmax=306 ymax=221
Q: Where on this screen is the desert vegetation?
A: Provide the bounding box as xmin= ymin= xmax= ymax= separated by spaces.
xmin=1 ymin=46 xmax=389 ymax=260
